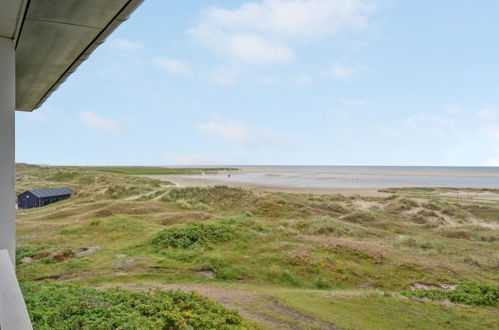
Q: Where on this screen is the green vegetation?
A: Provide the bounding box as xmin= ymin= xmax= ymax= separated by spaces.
xmin=15 ymin=164 xmax=499 ymax=329
xmin=153 ymin=223 xmax=236 ymax=249
xmin=22 ymin=282 xmax=253 ymax=329
xmin=401 ymin=282 xmax=499 ymax=307
xmin=16 ymin=246 xmax=58 ymax=266
xmin=161 ymin=185 xmax=258 ymax=211
xmin=270 ymin=288 xmax=499 ymax=330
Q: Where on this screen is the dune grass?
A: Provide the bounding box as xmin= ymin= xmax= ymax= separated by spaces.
xmin=270 ymin=288 xmax=498 ymax=330
xmin=15 ymin=164 xmax=499 ymax=329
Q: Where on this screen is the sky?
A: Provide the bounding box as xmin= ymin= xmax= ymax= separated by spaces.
xmin=16 ymin=0 xmax=499 ymax=166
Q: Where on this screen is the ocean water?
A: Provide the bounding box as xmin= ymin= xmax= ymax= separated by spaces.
xmin=235 ymin=165 xmax=499 ymax=175
xmin=193 ymin=166 xmax=499 ymax=189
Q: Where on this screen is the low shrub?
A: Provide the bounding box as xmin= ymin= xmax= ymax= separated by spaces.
xmin=304 ymin=218 xmax=357 ymax=237
xmin=21 ymin=282 xmax=252 ymax=329
xmin=313 ymin=276 xmax=333 ymax=289
xmin=401 ymin=282 xmax=499 ymax=307
xmin=153 ymin=223 xmax=236 ymax=249
xmin=341 ymin=211 xmax=377 ymax=224
xmin=161 ymin=186 xmax=256 ymax=211
xmin=105 ymin=185 xmax=143 ymax=199
xmin=440 ymin=229 xmax=472 ymax=240
xmin=422 ymin=202 xmax=441 ymax=211
xmin=16 ymin=246 xmax=58 ymax=266
xmin=385 ymin=198 xmax=419 ymax=213
xmin=48 ymin=171 xmax=81 ymax=182
xmin=307 ymin=200 xmax=349 ymax=214
xmin=398 ymin=237 xmax=433 ymax=250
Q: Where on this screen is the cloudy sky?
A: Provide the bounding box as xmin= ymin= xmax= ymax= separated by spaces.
xmin=16 ymin=0 xmax=499 ymax=166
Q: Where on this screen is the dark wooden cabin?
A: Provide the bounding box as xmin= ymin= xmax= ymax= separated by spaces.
xmin=17 ymin=187 xmax=76 ymax=209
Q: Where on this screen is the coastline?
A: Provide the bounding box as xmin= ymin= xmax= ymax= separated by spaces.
xmin=147 ymin=174 xmax=388 ymax=196
xmin=221 ymin=167 xmax=499 ymax=177
xmin=144 ymin=167 xmax=499 ymax=197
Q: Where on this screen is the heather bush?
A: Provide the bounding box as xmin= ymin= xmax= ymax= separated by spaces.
xmin=22 ymin=282 xmax=253 ymax=329
xmin=401 ymin=282 xmax=499 ymax=307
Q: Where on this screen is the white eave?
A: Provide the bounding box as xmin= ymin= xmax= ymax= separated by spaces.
xmin=0 ymin=0 xmax=143 ymax=111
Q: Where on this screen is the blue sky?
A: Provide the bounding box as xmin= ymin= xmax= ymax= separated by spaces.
xmin=16 ymin=0 xmax=499 ymax=166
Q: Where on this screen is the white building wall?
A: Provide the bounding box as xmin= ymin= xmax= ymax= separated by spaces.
xmin=0 ymin=37 xmax=16 ymax=265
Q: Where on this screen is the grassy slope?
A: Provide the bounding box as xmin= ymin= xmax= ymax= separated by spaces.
xmin=16 ymin=164 xmax=499 ymax=329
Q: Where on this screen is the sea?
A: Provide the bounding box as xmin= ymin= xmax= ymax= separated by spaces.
xmin=187 ymin=166 xmax=499 ymax=189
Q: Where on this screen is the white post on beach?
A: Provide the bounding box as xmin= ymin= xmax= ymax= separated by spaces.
xmin=202 ymin=171 xmax=205 ymax=187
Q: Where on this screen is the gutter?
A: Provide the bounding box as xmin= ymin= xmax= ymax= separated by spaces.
xmin=17 ymin=0 xmax=144 ymax=111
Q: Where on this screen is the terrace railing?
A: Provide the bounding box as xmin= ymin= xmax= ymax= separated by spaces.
xmin=0 ymin=249 xmax=32 ymax=329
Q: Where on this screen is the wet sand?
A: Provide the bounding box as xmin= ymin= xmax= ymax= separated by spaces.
xmin=145 ymin=167 xmax=499 ymax=197
xmin=149 ymin=174 xmax=387 ymax=196
xmin=225 ymin=167 xmax=499 ymax=177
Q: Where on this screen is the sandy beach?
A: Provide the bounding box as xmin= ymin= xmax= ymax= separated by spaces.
xmin=145 ymin=167 xmax=499 ymax=197
xmin=148 ymin=173 xmax=386 ymax=196
xmin=217 ymin=167 xmax=499 ymax=177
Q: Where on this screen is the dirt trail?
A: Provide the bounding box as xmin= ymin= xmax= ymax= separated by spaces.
xmin=107 ymin=282 xmax=337 ymax=330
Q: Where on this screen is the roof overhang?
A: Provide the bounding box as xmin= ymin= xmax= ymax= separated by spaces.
xmin=0 ymin=0 xmax=143 ymax=112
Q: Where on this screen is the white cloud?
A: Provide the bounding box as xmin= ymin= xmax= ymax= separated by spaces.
xmin=165 ymin=153 xmax=225 ymax=165
xmin=444 ymin=104 xmax=464 ymax=114
xmin=259 ymin=76 xmax=281 ymax=85
xmin=190 ymin=0 xmax=375 ymax=66
xmin=153 ymin=57 xmax=192 ymax=75
xmin=404 ymin=112 xmax=457 ymax=136
xmin=197 ymin=115 xmax=279 ymax=147
xmin=486 ymin=124 xmax=499 ymax=141
xmin=323 ymin=63 xmax=367 ymax=80
xmin=484 ymin=158 xmax=499 ymax=166
xmin=294 ymin=75 xmax=312 ymax=86
xmin=477 ymin=108 xmax=499 ymax=120
xmin=329 ymin=109 xmax=350 ymax=121
xmin=225 ymin=34 xmax=294 ymax=65
xmin=210 ymin=66 xmax=241 ymax=85
xmin=110 ymin=38 xmax=144 ymax=51
xmin=338 ymin=97 xmax=366 ymax=107
xmin=79 ymin=111 xmax=123 ymax=134
xmin=484 ymin=148 xmax=499 ymax=166
xmin=405 ymin=113 xmax=451 ymax=127
xmin=28 ymin=111 xmax=47 ymax=122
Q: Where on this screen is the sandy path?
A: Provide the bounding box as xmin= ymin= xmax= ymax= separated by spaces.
xmin=103 ymin=282 xmax=336 ymax=329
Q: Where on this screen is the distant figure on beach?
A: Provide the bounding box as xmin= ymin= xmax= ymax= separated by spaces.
xmin=228 ymin=174 xmax=231 ymax=178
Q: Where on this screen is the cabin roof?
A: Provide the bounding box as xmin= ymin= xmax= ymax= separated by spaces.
xmin=22 ymin=187 xmax=76 ymax=198
xmin=1 ymin=0 xmax=143 ymax=111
